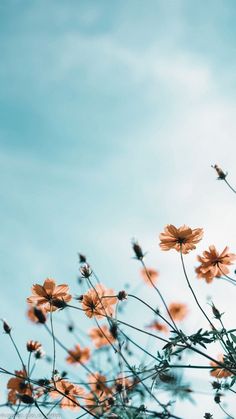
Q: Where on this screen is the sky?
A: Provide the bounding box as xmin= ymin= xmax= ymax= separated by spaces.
xmin=1 ymin=1 xmax=236 ymax=418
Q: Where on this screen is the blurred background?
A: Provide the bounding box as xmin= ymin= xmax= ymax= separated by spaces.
xmin=1 ymin=1 xmax=236 ymax=417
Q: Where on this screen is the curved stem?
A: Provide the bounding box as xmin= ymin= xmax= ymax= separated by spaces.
xmin=224 ymin=178 xmax=236 ymax=194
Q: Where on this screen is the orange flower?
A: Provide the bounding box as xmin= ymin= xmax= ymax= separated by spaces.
xmin=27 ymin=305 xmax=47 ymax=323
xmin=66 ymin=344 xmax=90 ymax=364
xmin=27 ymin=278 xmax=72 ymax=312
xmin=168 ymin=302 xmax=188 ymax=321
xmin=85 ymin=392 xmax=111 ymax=415
xmin=141 ymin=268 xmax=158 ymax=285
xmin=114 ymin=374 xmax=134 ymax=393
xmin=7 ymin=370 xmax=32 ymax=404
xmin=88 ymin=373 xmax=110 ymax=396
xmin=27 ymin=340 xmax=42 ymax=352
xmin=89 ymin=325 xmax=116 ymax=348
xmin=50 ymin=379 xmax=85 ymax=410
xmin=81 ymin=284 xmax=117 ymax=319
xmin=210 ymin=355 xmax=233 ymax=379
xmin=159 ymin=225 xmax=203 ymax=254
xmin=146 ymin=320 xmax=168 ymax=333
xmin=196 ymin=246 xmax=236 ymax=283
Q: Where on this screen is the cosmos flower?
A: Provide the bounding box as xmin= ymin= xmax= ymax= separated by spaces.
xmin=7 ymin=370 xmax=32 ymax=404
xmin=50 ymin=379 xmax=85 ymax=410
xmin=146 ymin=320 xmax=168 ymax=333
xmin=89 ymin=325 xmax=116 ymax=348
xmin=168 ymin=302 xmax=188 ymax=321
xmin=159 ymin=225 xmax=203 ymax=254
xmin=26 ymin=340 xmax=42 ymax=352
xmin=87 ymin=372 xmax=111 ymax=396
xmin=27 ymin=278 xmax=72 ymax=312
xmin=140 ymin=268 xmax=159 ymax=285
xmin=81 ymin=284 xmax=117 ymax=319
xmin=210 ymin=355 xmax=233 ymax=379
xmin=66 ymin=344 xmax=90 ymax=364
xmin=196 ymin=245 xmax=236 ymax=283
xmin=27 ymin=306 xmax=47 ymax=323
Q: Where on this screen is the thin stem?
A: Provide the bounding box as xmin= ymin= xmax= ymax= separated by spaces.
xmin=224 ymin=178 xmax=236 ymax=194
xmin=50 ymin=305 xmax=56 ymax=383
xmin=180 ymin=249 xmax=215 ymax=329
xmin=141 ymin=260 xmax=179 ymax=331
xmin=128 ymin=293 xmax=175 ymax=330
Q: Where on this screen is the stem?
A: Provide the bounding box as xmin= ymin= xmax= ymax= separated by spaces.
xmin=141 ymin=260 xmax=179 ymax=331
xmin=224 ymin=178 xmax=236 ymax=194
xmin=180 ymin=249 xmax=215 ymax=329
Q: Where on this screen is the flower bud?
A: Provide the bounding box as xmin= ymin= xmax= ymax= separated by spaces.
xmin=2 ymin=320 xmax=11 ymax=334
xmin=132 ymin=240 xmax=144 ymax=260
xmin=117 ymin=290 xmax=128 ymax=301
xmin=212 ymin=164 xmax=227 ymax=180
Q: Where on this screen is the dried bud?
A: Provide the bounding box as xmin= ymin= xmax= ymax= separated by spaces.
xmin=27 ymin=340 xmax=42 ymax=352
xmin=214 ymin=393 xmax=221 ymax=404
xmin=212 ymin=164 xmax=227 ymax=180
xmin=76 ymin=294 xmax=84 ymax=302
xmin=117 ymin=290 xmax=128 ymax=301
xmin=211 ymin=304 xmax=221 ymax=320
xmin=67 ymin=323 xmax=74 ymax=332
xmin=212 ymin=381 xmax=221 ymax=390
xmin=80 ymin=263 xmax=92 ymax=278
xmin=204 ymin=414 xmax=213 ymax=419
xmin=51 ymin=298 xmax=67 ymax=309
xmin=132 ymin=240 xmax=144 ymax=260
xmin=18 ymin=394 xmax=34 ymax=404
xmin=2 ymin=320 xmax=11 ymax=334
xmin=33 ymin=307 xmax=47 ymax=324
xmin=78 ymin=253 xmax=87 ymax=264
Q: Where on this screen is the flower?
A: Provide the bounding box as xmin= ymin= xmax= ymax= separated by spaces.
xmin=7 ymin=370 xmax=32 ymax=404
xmin=50 ymin=379 xmax=85 ymax=410
xmin=89 ymin=325 xmax=116 ymax=348
xmin=114 ymin=374 xmax=134 ymax=393
xmin=85 ymin=392 xmax=111 ymax=415
xmin=159 ymin=225 xmax=203 ymax=254
xmin=146 ymin=320 xmax=168 ymax=333
xmin=27 ymin=340 xmax=42 ymax=352
xmin=27 ymin=306 xmax=47 ymax=324
xmin=168 ymin=302 xmax=188 ymax=321
xmin=87 ymin=373 xmax=110 ymax=396
xmin=27 ymin=278 xmax=72 ymax=312
xmin=210 ymin=355 xmax=233 ymax=379
xmin=66 ymin=344 xmax=90 ymax=364
xmin=196 ymin=246 xmax=236 ymax=283
xmin=81 ymin=284 xmax=117 ymax=319
xmin=141 ymin=268 xmax=158 ymax=285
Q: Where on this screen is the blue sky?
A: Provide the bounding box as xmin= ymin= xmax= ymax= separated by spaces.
xmin=1 ymin=1 xmax=236 ymax=417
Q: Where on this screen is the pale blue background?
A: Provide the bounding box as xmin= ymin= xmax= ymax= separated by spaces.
xmin=1 ymin=1 xmax=236 ymax=417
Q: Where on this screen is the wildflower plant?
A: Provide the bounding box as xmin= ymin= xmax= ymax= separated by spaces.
xmin=1 ymin=164 xmax=236 ymax=418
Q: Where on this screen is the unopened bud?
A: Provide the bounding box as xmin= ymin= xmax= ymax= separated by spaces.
xmin=78 ymin=253 xmax=87 ymax=264
xmin=211 ymin=304 xmax=221 ymax=319
xmin=132 ymin=240 xmax=144 ymax=260
xmin=212 ymin=164 xmax=227 ymax=180
xmin=80 ymin=264 xmax=92 ymax=278
xmin=117 ymin=290 xmax=128 ymax=301
xmin=2 ymin=320 xmax=11 ymax=334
